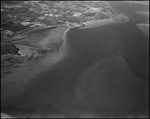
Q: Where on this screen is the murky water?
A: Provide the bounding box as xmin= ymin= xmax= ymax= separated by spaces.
xmin=1 ymin=2 xmax=149 ymax=118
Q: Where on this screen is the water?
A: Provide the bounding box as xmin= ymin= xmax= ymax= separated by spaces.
xmin=1 ymin=2 xmax=149 ymax=118
xmin=2 ymin=21 xmax=30 ymax=33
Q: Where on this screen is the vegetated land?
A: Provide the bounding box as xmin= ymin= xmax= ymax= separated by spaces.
xmin=1 ymin=1 xmax=122 ymax=78
xmin=1 ymin=1 xmax=121 ymax=36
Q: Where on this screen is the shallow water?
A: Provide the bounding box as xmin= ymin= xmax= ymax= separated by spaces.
xmin=1 ymin=2 xmax=149 ymax=118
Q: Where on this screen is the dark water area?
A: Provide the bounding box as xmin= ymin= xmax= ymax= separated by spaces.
xmin=1 ymin=2 xmax=149 ymax=118
xmin=2 ymin=22 xmax=30 ymax=33
xmin=67 ymin=22 xmax=149 ymax=79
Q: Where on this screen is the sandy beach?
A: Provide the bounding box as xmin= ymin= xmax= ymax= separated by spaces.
xmin=80 ymin=19 xmax=113 ymax=29
xmin=79 ymin=16 xmax=129 ymax=29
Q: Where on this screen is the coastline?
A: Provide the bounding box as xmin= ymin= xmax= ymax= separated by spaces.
xmin=137 ymin=23 xmax=149 ymax=35
xmin=67 ymin=19 xmax=113 ymax=30
xmin=78 ymin=16 xmax=129 ymax=29
xmin=0 ymin=16 xmax=130 ymax=83
xmin=2 ymin=12 xmax=149 ymax=119
xmin=1 ymin=2 xmax=149 ymax=118
xmin=1 ymin=24 xmax=69 ymax=100
xmin=81 ymin=19 xmax=113 ymax=29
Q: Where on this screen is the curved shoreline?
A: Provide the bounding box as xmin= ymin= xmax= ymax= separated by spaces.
xmin=1 ymin=2 xmax=149 ymax=117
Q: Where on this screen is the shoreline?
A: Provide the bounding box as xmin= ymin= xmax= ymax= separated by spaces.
xmin=81 ymin=19 xmax=113 ymax=29
xmin=1 ymin=26 xmax=69 ymax=102
xmin=78 ymin=16 xmax=129 ymax=29
xmin=136 ymin=23 xmax=149 ymax=35
xmin=1 ymin=11 xmax=149 ymax=118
